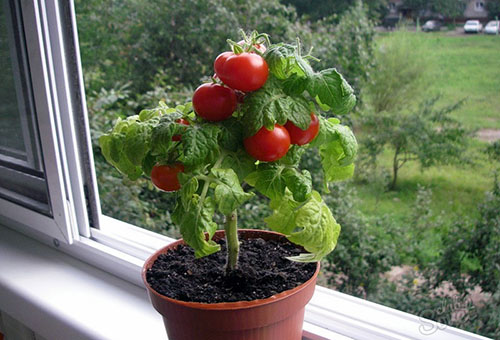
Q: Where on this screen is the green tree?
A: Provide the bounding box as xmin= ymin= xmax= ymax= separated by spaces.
xmin=432 ymin=0 xmax=466 ymax=23
xmin=282 ymin=0 xmax=388 ymax=22
xmin=362 ymin=96 xmax=467 ymax=190
xmin=487 ymin=0 xmax=500 ymax=18
xmin=298 ymin=0 xmax=376 ymax=93
xmin=359 ymin=31 xmax=467 ymax=190
xmin=403 ymin=0 xmax=428 ymax=22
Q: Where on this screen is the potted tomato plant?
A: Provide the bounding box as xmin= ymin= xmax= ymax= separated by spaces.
xmin=99 ymin=31 xmax=357 ymax=340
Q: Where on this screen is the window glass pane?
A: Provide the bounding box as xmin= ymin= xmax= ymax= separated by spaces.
xmin=74 ymin=2 xmax=497 ymax=338
xmin=0 ymin=0 xmax=49 ymax=214
xmin=0 ymin=1 xmax=41 ymax=170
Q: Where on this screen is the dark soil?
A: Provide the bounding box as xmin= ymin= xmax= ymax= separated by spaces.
xmin=146 ymin=238 xmax=316 ymax=303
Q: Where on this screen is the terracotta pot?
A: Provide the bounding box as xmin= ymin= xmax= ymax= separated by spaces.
xmin=142 ymin=229 xmax=320 ymax=340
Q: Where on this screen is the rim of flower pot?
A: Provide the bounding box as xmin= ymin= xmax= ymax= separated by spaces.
xmin=142 ymin=229 xmax=320 ymax=311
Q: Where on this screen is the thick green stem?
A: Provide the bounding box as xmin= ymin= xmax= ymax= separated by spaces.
xmin=224 ymin=210 xmax=239 ymax=273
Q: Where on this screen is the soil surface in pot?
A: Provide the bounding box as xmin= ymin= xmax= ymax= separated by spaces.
xmin=146 ymin=238 xmax=316 ymax=303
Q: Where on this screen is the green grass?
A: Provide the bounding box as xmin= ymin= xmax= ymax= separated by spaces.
xmin=353 ymin=32 xmax=500 ymax=265
xmin=417 ymin=33 xmax=500 ymax=130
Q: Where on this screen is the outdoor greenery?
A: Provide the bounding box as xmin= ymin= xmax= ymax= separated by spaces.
xmin=75 ymin=1 xmax=499 ymax=338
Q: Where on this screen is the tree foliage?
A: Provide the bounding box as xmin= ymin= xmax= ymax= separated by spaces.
xmin=487 ymin=0 xmax=500 ymax=18
xmin=281 ymin=0 xmax=389 ymax=22
xmin=359 ymin=30 xmax=467 ymax=189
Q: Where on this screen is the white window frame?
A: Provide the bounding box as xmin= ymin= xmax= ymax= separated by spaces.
xmin=0 ymin=1 xmax=493 ymax=340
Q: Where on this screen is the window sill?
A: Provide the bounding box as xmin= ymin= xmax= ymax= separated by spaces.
xmin=0 ymin=225 xmax=491 ymax=340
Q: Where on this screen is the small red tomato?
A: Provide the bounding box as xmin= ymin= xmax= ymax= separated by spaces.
xmin=244 ymin=124 xmax=291 ymax=162
xmin=214 ymin=52 xmax=268 ymax=92
xmin=172 ymin=118 xmax=189 ymax=142
xmin=192 ymin=83 xmax=237 ymax=121
xmin=214 ymin=51 xmax=233 ymax=79
xmin=284 ymin=113 xmax=320 ymax=146
xmin=151 ymin=163 xmax=185 ymax=192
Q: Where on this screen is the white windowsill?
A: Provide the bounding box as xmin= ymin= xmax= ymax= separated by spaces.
xmin=0 ymin=225 xmax=492 ymax=340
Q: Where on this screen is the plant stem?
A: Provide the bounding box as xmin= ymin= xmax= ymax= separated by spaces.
xmin=224 ymin=210 xmax=239 ymax=273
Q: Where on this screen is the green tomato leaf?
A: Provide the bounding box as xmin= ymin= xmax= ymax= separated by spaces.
xmin=124 ymin=123 xmax=151 ymax=166
xmin=99 ymin=133 xmax=143 ymax=180
xmin=178 ymin=173 xmax=199 ymax=210
xmin=219 ymin=150 xmax=256 ymax=183
xmin=279 ymin=145 xmax=306 ymax=166
xmin=265 ymin=190 xmax=341 ymax=262
xmin=264 ymin=190 xmax=299 ymax=235
xmin=141 ymin=152 xmax=157 ymax=177
xmin=211 ymin=168 xmax=254 ymax=215
xmin=181 ymin=123 xmax=221 ymax=168
xmin=282 ymin=168 xmax=312 ymax=202
xmin=240 ymin=77 xmax=311 ymax=136
xmin=309 ymin=117 xmax=358 ymax=183
xmin=307 ymin=68 xmax=356 ymax=115
xmin=265 ymin=43 xmax=305 ymax=79
xmin=245 ymin=164 xmax=311 ymax=202
xmin=218 ymin=118 xmax=244 ymax=152
xmin=245 ymin=164 xmax=287 ymax=201
xmin=172 ymin=195 xmax=220 ymax=258
xmin=150 ymin=113 xmax=184 ymax=156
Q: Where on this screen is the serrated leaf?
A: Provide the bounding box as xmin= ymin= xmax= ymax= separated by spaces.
xmin=265 ymin=190 xmax=341 ymax=262
xmin=308 ymin=117 xmax=357 ymax=183
xmin=178 ymin=173 xmax=199 ymax=210
xmin=307 ymin=68 xmax=356 ymax=115
xmin=265 ymin=43 xmax=305 ymax=79
xmin=141 ymin=152 xmax=157 ymax=177
xmin=279 ymin=145 xmax=306 ymax=166
xmin=99 ymin=134 xmax=143 ymax=180
xmin=218 ymin=118 xmax=244 ymax=152
xmin=245 ymin=164 xmax=311 ymax=202
xmin=240 ymin=77 xmax=311 ymax=135
xmin=220 ymin=150 xmax=256 ymax=182
xmin=181 ymin=124 xmax=221 ymax=167
xmin=172 ymin=195 xmax=220 ymax=258
xmin=245 ymin=164 xmax=286 ymax=201
xmin=282 ymin=168 xmax=312 ymax=202
xmin=282 ymin=74 xmax=309 ymax=96
xmin=150 ymin=113 xmax=184 ymax=156
xmin=211 ymin=168 xmax=254 ymax=215
xmin=124 ymin=123 xmax=151 ymax=166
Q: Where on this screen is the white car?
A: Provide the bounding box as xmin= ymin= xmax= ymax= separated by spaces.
xmin=484 ymin=20 xmax=499 ymax=34
xmin=464 ymin=20 xmax=483 ymax=33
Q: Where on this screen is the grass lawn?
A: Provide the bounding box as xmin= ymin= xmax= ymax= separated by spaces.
xmin=415 ymin=33 xmax=500 ymax=130
xmin=353 ymin=32 xmax=500 ymax=265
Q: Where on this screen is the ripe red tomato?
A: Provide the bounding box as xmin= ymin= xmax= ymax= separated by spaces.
xmin=284 ymin=113 xmax=320 ymax=146
xmin=244 ymin=124 xmax=290 ymax=162
xmin=214 ymin=52 xmax=268 ymax=92
xmin=151 ymin=163 xmax=184 ymax=192
xmin=172 ymin=118 xmax=189 ymax=142
xmin=192 ymin=83 xmax=237 ymax=121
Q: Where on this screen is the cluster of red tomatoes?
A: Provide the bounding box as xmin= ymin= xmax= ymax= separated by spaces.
xmin=151 ymin=42 xmax=320 ymax=192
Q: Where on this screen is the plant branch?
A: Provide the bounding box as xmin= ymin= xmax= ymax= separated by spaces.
xmin=224 ymin=210 xmax=239 ymax=273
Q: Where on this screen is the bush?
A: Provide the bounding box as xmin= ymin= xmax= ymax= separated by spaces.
xmin=297 ymin=0 xmax=376 ymax=93
xmin=76 ymin=0 xmax=297 ymax=92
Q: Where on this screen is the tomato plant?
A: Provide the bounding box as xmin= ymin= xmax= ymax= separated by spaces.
xmin=284 ymin=113 xmax=320 ymax=146
xmin=100 ymin=30 xmax=358 ymax=273
xmin=151 ymin=163 xmax=185 ymax=192
xmin=244 ymin=124 xmax=291 ymax=162
xmin=192 ymin=83 xmax=237 ymax=121
xmin=214 ymin=52 xmax=268 ymax=92
xmin=172 ymin=118 xmax=190 ymax=141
